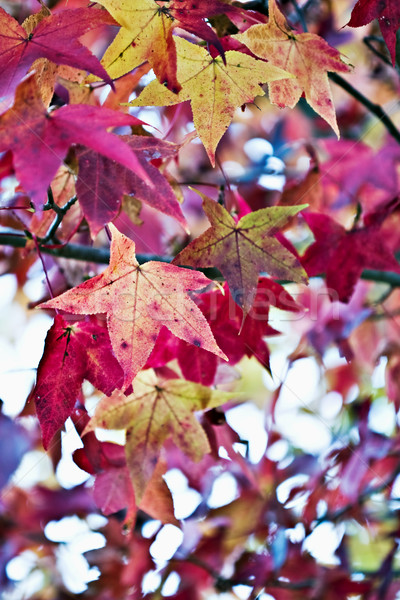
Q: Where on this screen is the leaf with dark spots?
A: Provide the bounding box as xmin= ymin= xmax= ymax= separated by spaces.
xmin=173 ymin=191 xmax=308 ymax=316
xmin=39 ymin=225 xmax=227 ymax=389
xmin=130 ymin=36 xmax=292 ymax=165
xmin=32 ymin=315 xmax=124 ymax=449
xmin=96 ymin=0 xmax=180 ymax=93
xmin=84 ymin=368 xmax=238 ymax=501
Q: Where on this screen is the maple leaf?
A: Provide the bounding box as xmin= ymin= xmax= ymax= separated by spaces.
xmin=84 ymin=368 xmax=238 ymax=501
xmin=0 ymin=75 xmax=152 ymax=208
xmin=148 ymin=279 xmax=302 ymax=384
xmin=173 ymin=192 xmax=308 ymax=315
xmin=0 ymin=6 xmax=114 ymax=98
xmin=96 ymin=0 xmax=245 ymax=91
xmin=97 ymin=0 xmax=180 ymax=92
xmin=39 ymin=225 xmax=227 ymax=388
xmin=347 ymin=0 xmax=400 ymax=66
xmin=129 ymin=36 xmax=292 ymax=165
xmin=164 ymin=0 xmax=247 ymax=59
xmin=301 ymin=212 xmax=400 ymax=303
xmin=233 ymin=0 xmax=350 ymax=135
xmin=75 ymin=136 xmax=186 ymax=238
xmin=32 ymin=315 xmax=124 ymax=449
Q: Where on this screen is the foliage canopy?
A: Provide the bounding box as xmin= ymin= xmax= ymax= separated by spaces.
xmin=2 ymin=0 xmax=400 ymax=598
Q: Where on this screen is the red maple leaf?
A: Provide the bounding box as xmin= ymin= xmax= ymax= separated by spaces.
xmin=39 ymin=225 xmax=227 ymax=388
xmin=167 ymin=0 xmax=248 ymax=60
xmin=75 ymin=136 xmax=186 ymax=238
xmin=0 ymin=6 xmax=114 ymax=98
xmin=33 ymin=315 xmax=124 ymax=449
xmin=147 ymin=279 xmax=302 ymax=384
xmin=301 ymin=211 xmax=400 ymax=302
xmin=347 ymin=0 xmax=400 ymax=66
xmin=0 ymin=75 xmax=151 ymax=208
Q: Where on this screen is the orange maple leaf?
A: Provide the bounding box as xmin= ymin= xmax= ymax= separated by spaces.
xmin=234 ymin=0 xmax=350 ymax=135
xmin=39 ymin=225 xmax=227 ymax=388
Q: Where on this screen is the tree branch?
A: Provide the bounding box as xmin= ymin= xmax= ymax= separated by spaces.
xmin=2 ymin=230 xmax=400 ymax=288
xmin=329 ymin=73 xmax=400 ymax=145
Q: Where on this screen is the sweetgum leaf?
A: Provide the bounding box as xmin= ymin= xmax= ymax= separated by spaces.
xmin=84 ymin=368 xmax=238 ymax=501
xmin=234 ymin=0 xmax=350 ymax=135
xmin=301 ymin=212 xmax=400 ymax=302
xmin=164 ymin=0 xmax=247 ymax=59
xmin=97 ymin=0 xmax=244 ymax=89
xmin=129 ymin=36 xmax=292 ymax=165
xmin=347 ymin=0 xmax=400 ymax=66
xmin=97 ymin=0 xmax=180 ymax=92
xmin=75 ymin=136 xmax=186 ymax=238
xmin=173 ymin=193 xmax=308 ymax=315
xmin=147 ymin=279 xmax=302 ymax=384
xmin=39 ymin=225 xmax=227 ymax=388
xmin=0 ymin=75 xmax=152 ymax=208
xmin=0 ymin=6 xmax=114 ymax=98
xmin=33 ymin=316 xmax=124 ymax=449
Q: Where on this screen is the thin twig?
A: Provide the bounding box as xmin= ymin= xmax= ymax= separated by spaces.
xmin=363 ymin=35 xmax=392 ymax=66
xmin=290 ymin=0 xmax=308 ymax=32
xmin=38 ymin=195 xmax=78 ymax=244
xmin=329 ymin=72 xmax=400 ymax=144
xmin=2 ymin=230 xmax=400 ymax=288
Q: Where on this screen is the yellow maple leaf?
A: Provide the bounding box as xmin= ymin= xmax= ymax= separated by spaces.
xmin=97 ymin=0 xmax=180 ymax=92
xmin=233 ymin=0 xmax=350 ymax=135
xmin=129 ymin=36 xmax=292 ymax=165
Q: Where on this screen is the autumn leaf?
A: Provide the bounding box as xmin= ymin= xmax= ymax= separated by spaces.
xmin=32 ymin=315 xmax=124 ymax=449
xmin=129 ymin=36 xmax=292 ymax=165
xmin=233 ymin=0 xmax=350 ymax=135
xmin=96 ymin=0 xmax=245 ymax=91
xmin=147 ymin=279 xmax=302 ymax=384
xmin=93 ymin=460 xmax=177 ymax=525
xmin=75 ymin=136 xmax=186 ymax=238
xmin=347 ymin=0 xmax=400 ymax=66
xmin=84 ymin=368 xmax=238 ymax=501
xmin=0 ymin=6 xmax=114 ymax=98
xmin=0 ymin=75 xmax=152 ymax=208
xmin=162 ymin=0 xmax=248 ymax=59
xmin=97 ymin=0 xmax=180 ymax=92
xmin=39 ymin=225 xmax=227 ymax=388
xmin=301 ymin=211 xmax=400 ymax=302
xmin=173 ymin=192 xmax=308 ymax=315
